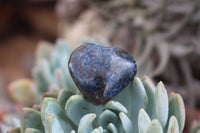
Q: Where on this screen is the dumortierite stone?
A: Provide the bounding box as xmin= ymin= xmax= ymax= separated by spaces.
xmin=68 ymin=43 xmax=137 ymax=105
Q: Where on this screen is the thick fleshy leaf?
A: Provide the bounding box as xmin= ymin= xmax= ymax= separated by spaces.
xmin=107 ymin=123 xmax=118 ymax=133
xmin=50 ymin=42 xmax=77 ymax=93
xmin=35 ymin=41 xmax=53 ymax=63
xmin=65 ymin=95 xmax=89 ymax=126
xmin=154 ymin=82 xmax=168 ymax=128
xmin=168 ymin=93 xmax=185 ymax=132
xmin=61 ymin=60 xmax=78 ymax=93
xmin=78 ymin=113 xmax=96 ymax=133
xmin=41 ymin=98 xmax=57 ymax=124
xmin=55 ymin=39 xmax=73 ymax=55
xmin=71 ymin=130 xmax=76 ymax=133
xmin=114 ymin=83 xmax=132 ymax=116
xmin=88 ymin=103 xmax=104 ymax=115
xmin=54 ymin=41 xmax=77 ymax=93
xmin=7 ymin=127 xmax=21 ymax=133
xmin=21 ymin=108 xmax=44 ymax=133
xmin=97 ymin=110 xmax=118 ymax=128
xmin=45 ymin=113 xmax=64 ymax=133
xmin=32 ymin=59 xmax=53 ymax=93
xmin=138 ymin=109 xmax=151 ymax=133
xmin=51 ymin=50 xmax=61 ymax=69
xmin=32 ymin=104 xmax=41 ymax=111
xmin=25 ymin=128 xmax=43 ymax=133
xmin=119 ymin=112 xmax=134 ymax=133
xmin=42 ymin=92 xmax=58 ymax=100
xmin=91 ymin=127 xmax=103 ymax=133
xmin=50 ymin=40 xmax=72 ymax=71
xmin=54 ymin=68 xmax=67 ymax=90
xmin=130 ymin=77 xmax=148 ymax=133
xmin=103 ymin=129 xmax=109 ymax=133
xmin=57 ymin=89 xmax=73 ymax=109
xmin=104 ymin=101 xmax=128 ymax=114
xmin=141 ymin=76 xmax=155 ymax=118
xmin=144 ymin=120 xmax=163 ymax=133
xmin=41 ymin=98 xmax=73 ymax=132
xmin=167 ymin=116 xmax=179 ymax=133
xmin=8 ymin=79 xmax=40 ymax=106
xmin=50 ymin=41 xmax=71 ymax=68
xmin=1 ymin=113 xmax=20 ymax=133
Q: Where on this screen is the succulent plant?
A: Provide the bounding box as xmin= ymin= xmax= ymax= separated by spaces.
xmin=7 ymin=76 xmax=185 ymax=133
xmin=6 ymin=41 xmax=185 ymax=133
xmin=33 ymin=39 xmax=78 ymax=94
xmin=8 ymin=40 xmax=78 ymax=106
xmin=0 ymin=112 xmax=20 ymax=133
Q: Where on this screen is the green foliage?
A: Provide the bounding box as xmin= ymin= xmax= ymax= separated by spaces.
xmin=8 ymin=40 xmax=78 ymax=106
xmin=7 ymin=40 xmax=186 ymax=133
xmin=33 ymin=39 xmax=77 ymax=94
xmin=8 ymin=76 xmax=185 ymax=133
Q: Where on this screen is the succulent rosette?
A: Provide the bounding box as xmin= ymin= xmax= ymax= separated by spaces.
xmin=7 ymin=40 xmax=185 ymax=133
xmin=8 ymin=76 xmax=185 ymax=133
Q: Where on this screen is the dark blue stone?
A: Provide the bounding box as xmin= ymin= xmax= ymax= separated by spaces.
xmin=68 ymin=43 xmax=137 ymax=105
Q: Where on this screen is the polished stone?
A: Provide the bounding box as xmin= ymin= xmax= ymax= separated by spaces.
xmin=68 ymin=43 xmax=137 ymax=105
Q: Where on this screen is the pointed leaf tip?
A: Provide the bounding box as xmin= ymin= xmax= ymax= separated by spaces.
xmin=78 ymin=113 xmax=96 ymax=133
xmin=45 ymin=113 xmax=65 ymax=133
xmin=91 ymin=127 xmax=103 ymax=133
xmin=107 ymin=123 xmax=118 ymax=133
xmin=97 ymin=110 xmax=118 ymax=129
xmin=167 ymin=116 xmax=179 ymax=133
xmin=138 ymin=109 xmax=151 ymax=133
xmin=144 ymin=120 xmax=163 ymax=133
xmin=154 ymin=81 xmax=168 ymax=128
xmin=65 ymin=95 xmax=89 ymax=126
xmin=104 ymin=101 xmax=128 ymax=114
xmin=168 ymin=93 xmax=185 ymax=132
xmin=119 ymin=112 xmax=134 ymax=133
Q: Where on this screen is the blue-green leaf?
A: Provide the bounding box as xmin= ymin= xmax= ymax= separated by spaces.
xmin=154 ymin=82 xmax=168 ymax=128
xmin=97 ymin=110 xmax=118 ymax=128
xmin=144 ymin=120 xmax=163 ymax=133
xmin=41 ymin=98 xmax=73 ymax=132
xmin=78 ymin=113 xmax=96 ymax=133
xmin=141 ymin=76 xmax=155 ymax=118
xmin=32 ymin=60 xmax=53 ymax=93
xmin=45 ymin=113 xmax=64 ymax=133
xmin=138 ymin=109 xmax=151 ymax=133
xmin=21 ymin=108 xmax=44 ymax=133
xmin=104 ymin=101 xmax=128 ymax=114
xmin=168 ymin=93 xmax=185 ymax=132
xmin=57 ymin=89 xmax=73 ymax=109
xmin=91 ymin=127 xmax=103 ymax=133
xmin=119 ymin=112 xmax=133 ymax=133
xmin=65 ymin=95 xmax=89 ymax=126
xmin=107 ymin=123 xmax=118 ymax=133
xmin=130 ymin=77 xmax=148 ymax=133
xmin=167 ymin=116 xmax=179 ymax=133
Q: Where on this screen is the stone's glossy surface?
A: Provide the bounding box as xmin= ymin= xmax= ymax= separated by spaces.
xmin=68 ymin=43 xmax=137 ymax=105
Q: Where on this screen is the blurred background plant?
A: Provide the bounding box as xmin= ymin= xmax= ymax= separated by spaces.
xmin=0 ymin=0 xmax=200 ymax=132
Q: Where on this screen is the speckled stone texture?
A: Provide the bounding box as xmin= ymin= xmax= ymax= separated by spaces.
xmin=68 ymin=43 xmax=137 ymax=105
